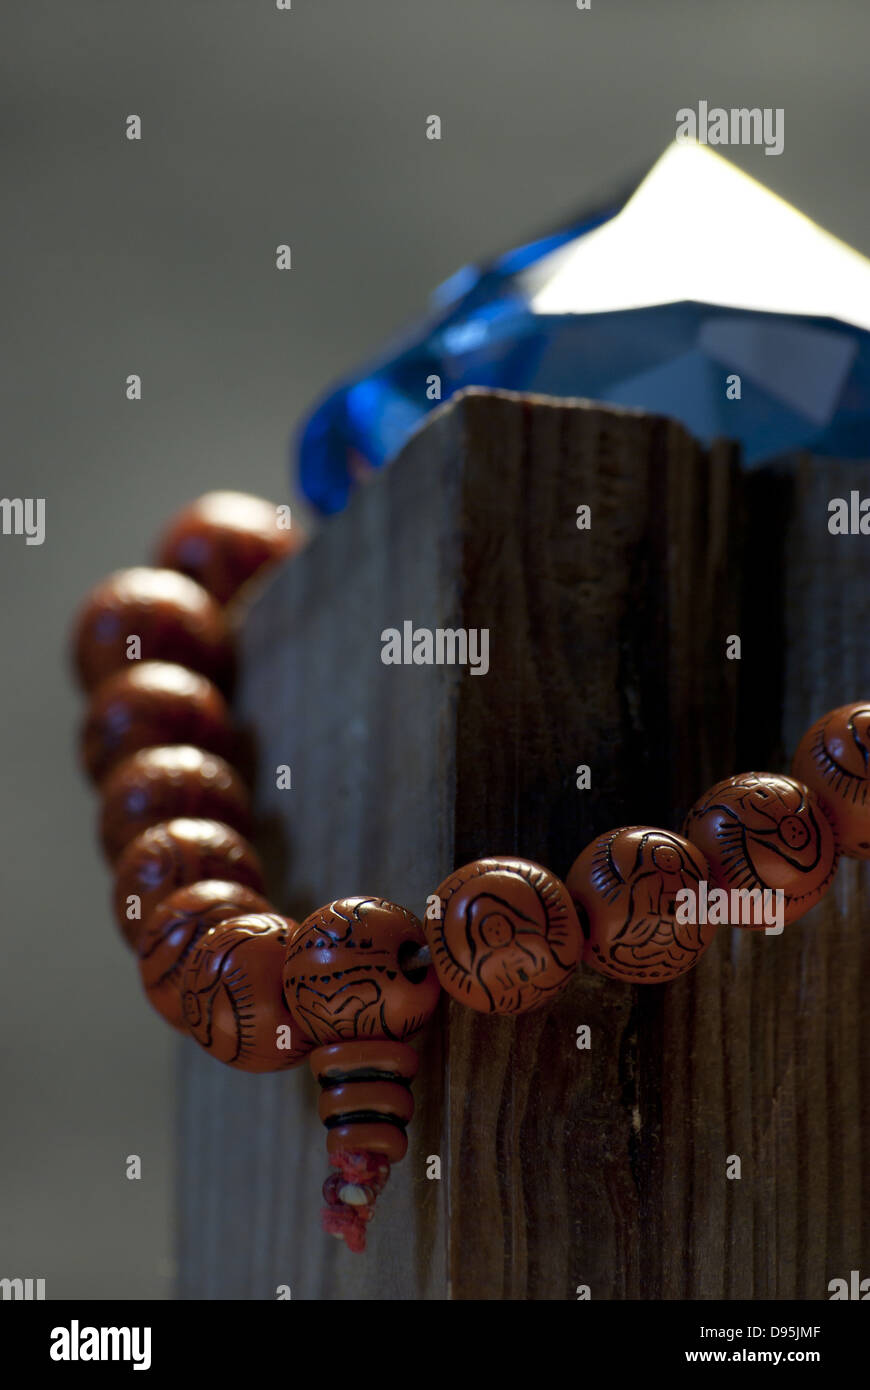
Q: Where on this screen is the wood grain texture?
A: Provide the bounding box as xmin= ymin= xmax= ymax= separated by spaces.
xmin=176 ymin=389 xmax=867 ymax=1300
xmin=444 ymin=392 xmax=741 ymax=1299
xmin=728 ymin=457 xmax=870 ymax=1300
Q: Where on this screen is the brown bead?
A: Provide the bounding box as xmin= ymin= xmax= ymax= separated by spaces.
xmin=683 ymin=772 xmax=838 ymax=927
xmin=309 ymin=1040 xmax=420 ymax=1166
xmin=99 ymin=745 xmax=252 ymax=862
xmin=566 ymin=827 xmax=716 ymax=983
xmin=792 ymin=703 xmax=870 ymax=859
xmin=282 ymin=897 xmax=441 ymax=1047
xmin=137 ymin=879 xmax=271 ymax=1030
xmin=310 ymin=1039 xmax=420 ymax=1083
xmin=317 ymin=1080 xmax=414 ymax=1127
xmin=181 ymin=912 xmax=311 ymax=1072
xmin=425 ymin=857 xmax=581 ymax=1014
xmin=155 ymin=491 xmax=304 ymax=605
xmin=81 ymin=661 xmax=234 ymax=784
xmin=72 ymin=567 xmax=232 ymax=692
xmin=326 ymin=1123 xmax=407 ymax=1164
xmin=113 ymin=817 xmax=264 ymax=949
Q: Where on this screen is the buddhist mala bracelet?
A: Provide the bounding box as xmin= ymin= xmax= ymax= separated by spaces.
xmin=71 ymin=490 xmax=870 ymax=1254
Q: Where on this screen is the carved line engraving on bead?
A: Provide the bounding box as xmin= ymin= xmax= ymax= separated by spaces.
xmin=139 ymin=903 xmax=203 ymax=986
xmin=183 ymin=920 xmax=290 ymax=1067
xmin=810 ymin=707 xmax=870 ymax=807
xmin=433 ymin=859 xmax=576 ymax=1013
xmin=674 ymin=883 xmax=784 ymax=933
xmin=685 ymin=774 xmax=838 ymax=908
xmin=588 ymin=829 xmax=709 ymax=979
xmin=284 ymin=898 xmax=431 ymax=1044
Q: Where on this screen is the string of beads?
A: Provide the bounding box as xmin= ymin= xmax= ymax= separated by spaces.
xmin=71 ymin=490 xmax=870 ymax=1252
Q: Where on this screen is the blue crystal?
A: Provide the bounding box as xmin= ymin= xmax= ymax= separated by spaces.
xmin=296 ymin=155 xmax=870 ymax=515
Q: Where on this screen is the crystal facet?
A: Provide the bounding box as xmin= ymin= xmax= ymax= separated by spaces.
xmin=297 ymin=142 xmax=870 ymax=514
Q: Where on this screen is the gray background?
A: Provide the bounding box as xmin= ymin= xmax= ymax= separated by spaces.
xmin=1 ymin=0 xmax=868 ymax=1300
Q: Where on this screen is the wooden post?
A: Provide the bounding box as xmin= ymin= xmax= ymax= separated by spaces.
xmin=176 ymin=388 xmax=867 ymax=1300
xmin=724 ymin=457 xmax=870 ymax=1299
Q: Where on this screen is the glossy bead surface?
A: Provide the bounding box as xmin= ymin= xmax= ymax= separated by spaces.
xmin=81 ymin=661 xmax=234 ymax=784
xmin=113 ymin=817 xmax=264 ymax=948
xmin=425 ymin=857 xmax=582 ymax=1013
xmin=310 ymin=1039 xmax=420 ymax=1083
xmin=155 ymin=491 xmax=304 ymax=605
xmin=72 ymin=567 xmax=231 ymax=692
xmin=282 ymin=897 xmax=441 ymax=1046
xmin=181 ymin=912 xmax=311 ymax=1071
xmin=309 ymin=1040 xmax=420 ymax=1164
xmin=683 ymin=772 xmax=838 ymax=926
xmin=99 ymin=745 xmax=252 ymax=862
xmin=317 ymin=1079 xmax=414 ymax=1127
xmin=792 ymin=703 xmax=870 ymax=858
xmin=326 ymin=1122 xmax=408 ymax=1164
xmin=566 ymin=827 xmax=715 ymax=982
xmin=137 ymin=879 xmax=271 ymax=1030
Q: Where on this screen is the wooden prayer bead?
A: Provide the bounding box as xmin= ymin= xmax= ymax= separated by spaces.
xmin=425 ymin=856 xmax=582 ymax=1013
xmin=327 ymin=1123 xmax=407 ymax=1164
xmin=72 ymin=567 xmax=232 ymax=692
xmin=282 ymin=897 xmax=441 ymax=1046
xmin=310 ymin=1038 xmax=420 ymax=1083
xmin=137 ymin=879 xmax=271 ymax=1030
xmin=566 ymin=827 xmax=715 ymax=983
xmin=181 ymin=912 xmax=311 ymax=1071
xmin=792 ymin=702 xmax=870 ymax=859
xmin=309 ymin=1040 xmax=420 ymax=1164
xmin=155 ymin=491 xmax=304 ymax=606
xmin=317 ymin=1079 xmax=415 ymax=1127
xmin=113 ymin=817 xmax=264 ymax=949
xmin=99 ymin=745 xmax=252 ymax=862
xmin=81 ymin=661 xmax=234 ymax=784
xmin=683 ymin=772 xmax=838 ymax=927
